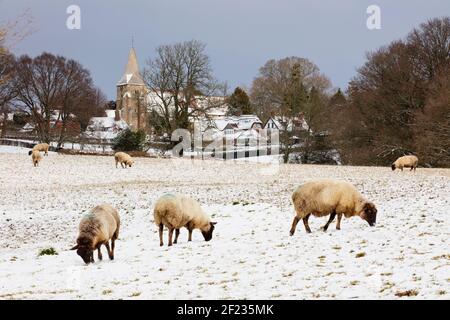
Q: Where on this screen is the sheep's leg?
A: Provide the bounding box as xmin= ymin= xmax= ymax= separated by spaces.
xmin=289 ymin=216 xmax=300 ymax=236
xmin=303 ymin=214 xmax=312 ymax=233
xmin=115 ymin=160 xmax=118 ymax=168
xmin=121 ymin=162 xmax=125 ymax=169
xmin=322 ymin=211 xmax=336 ymax=232
xmin=336 ymin=213 xmax=342 ymax=230
xmin=159 ymin=223 xmax=164 ymax=246
xmin=188 ymin=228 xmax=193 ymax=242
xmin=104 ymin=241 xmax=113 ymax=260
xmin=174 ymin=229 xmax=180 ymax=244
xmin=90 ymin=252 xmax=94 ymax=263
xmin=168 ymin=228 xmax=174 ymax=246
xmin=96 ymin=244 xmax=103 ymax=261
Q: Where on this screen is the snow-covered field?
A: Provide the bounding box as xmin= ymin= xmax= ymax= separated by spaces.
xmin=0 ymin=149 xmax=449 ymax=300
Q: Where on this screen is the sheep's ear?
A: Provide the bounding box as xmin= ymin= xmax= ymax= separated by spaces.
xmin=70 ymin=244 xmax=79 ymax=250
xmin=211 ymin=222 xmax=217 ymax=225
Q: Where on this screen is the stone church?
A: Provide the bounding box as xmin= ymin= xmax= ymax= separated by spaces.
xmin=115 ymin=47 xmax=149 ymax=132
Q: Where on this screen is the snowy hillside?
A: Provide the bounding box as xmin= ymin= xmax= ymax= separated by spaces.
xmin=0 ymin=151 xmax=448 ymax=299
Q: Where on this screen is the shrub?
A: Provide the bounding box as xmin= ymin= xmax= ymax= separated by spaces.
xmin=39 ymin=247 xmax=58 ymax=256
xmin=112 ymin=129 xmax=147 ymax=152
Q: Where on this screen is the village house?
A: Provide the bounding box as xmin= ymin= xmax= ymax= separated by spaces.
xmin=115 ymin=47 xmax=266 ymax=144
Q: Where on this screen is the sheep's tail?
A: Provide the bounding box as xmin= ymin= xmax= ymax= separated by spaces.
xmin=153 ymin=207 xmax=164 ymax=226
xmin=292 ymin=189 xmax=299 ymax=204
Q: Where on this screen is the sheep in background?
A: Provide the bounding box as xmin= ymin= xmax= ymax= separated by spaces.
xmin=154 ymin=194 xmax=217 ymax=247
xmin=28 ymin=143 xmax=49 ymax=156
xmin=71 ymin=204 xmax=120 ymax=264
xmin=114 ymin=152 xmax=134 ymax=168
xmin=391 ymin=155 xmax=418 ymax=171
xmin=31 ymin=150 xmax=42 ymax=167
xmin=290 ymin=179 xmax=377 ymax=235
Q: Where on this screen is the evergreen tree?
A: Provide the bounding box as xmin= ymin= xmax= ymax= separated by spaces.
xmin=226 ymin=87 xmax=253 ymax=116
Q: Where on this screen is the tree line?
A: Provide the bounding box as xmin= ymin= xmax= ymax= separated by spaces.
xmin=1 ymin=17 xmax=449 ymax=166
xmin=0 ymin=27 xmax=106 ymax=146
xmin=247 ymin=17 xmax=448 ymax=167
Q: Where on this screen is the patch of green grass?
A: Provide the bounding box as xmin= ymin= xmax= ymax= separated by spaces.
xmin=232 ymin=201 xmax=240 ymax=205
xmin=355 ymin=252 xmax=366 ymax=258
xmin=38 ymin=247 xmax=58 ymax=256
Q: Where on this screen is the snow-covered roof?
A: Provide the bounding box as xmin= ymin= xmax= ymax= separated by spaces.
xmin=86 ymin=117 xmax=128 ymax=133
xmin=205 ymin=115 xmax=262 ymax=132
xmin=105 ymin=109 xmax=116 ymax=118
xmin=264 ymin=116 xmax=309 ymax=131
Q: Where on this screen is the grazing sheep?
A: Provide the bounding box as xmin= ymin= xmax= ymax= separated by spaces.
xmin=290 ymin=179 xmax=377 ymax=235
xmin=391 ymin=155 xmax=418 ymax=171
xmin=70 ymin=204 xmax=120 ymax=264
xmin=154 ymin=194 xmax=217 ymax=247
xmin=114 ymin=152 xmax=134 ymax=168
xmin=28 ymin=143 xmax=49 ymax=156
xmin=31 ymin=150 xmax=42 ymax=167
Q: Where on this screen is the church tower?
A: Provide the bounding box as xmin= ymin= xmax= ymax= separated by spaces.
xmin=116 ymin=47 xmax=148 ymax=131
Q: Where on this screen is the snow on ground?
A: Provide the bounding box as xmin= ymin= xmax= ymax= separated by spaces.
xmin=0 ymin=151 xmax=448 ymax=300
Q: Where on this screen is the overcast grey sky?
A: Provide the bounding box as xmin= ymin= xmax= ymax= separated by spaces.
xmin=1 ymin=0 xmax=449 ymax=99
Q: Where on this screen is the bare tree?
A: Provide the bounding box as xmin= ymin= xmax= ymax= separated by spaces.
xmin=337 ymin=17 xmax=450 ymax=166
xmin=0 ymin=52 xmax=15 ymax=137
xmin=142 ymin=40 xmax=224 ymax=137
xmin=56 ymin=61 xmax=106 ymax=147
xmin=13 ymin=52 xmax=106 ymax=144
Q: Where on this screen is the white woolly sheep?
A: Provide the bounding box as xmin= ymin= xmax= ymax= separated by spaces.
xmin=290 ymin=179 xmax=377 ymax=235
xmin=31 ymin=150 xmax=42 ymax=167
xmin=391 ymin=155 xmax=418 ymax=171
xmin=114 ymin=152 xmax=134 ymax=168
xmin=71 ymin=204 xmax=120 ymax=264
xmin=28 ymin=143 xmax=49 ymax=156
xmin=154 ymin=194 xmax=217 ymax=247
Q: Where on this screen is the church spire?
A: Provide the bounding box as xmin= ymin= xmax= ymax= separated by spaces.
xmin=117 ymin=46 xmax=145 ymax=86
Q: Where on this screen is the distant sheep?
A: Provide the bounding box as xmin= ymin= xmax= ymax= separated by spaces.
xmin=290 ymin=179 xmax=377 ymax=235
xmin=154 ymin=194 xmax=217 ymax=246
xmin=31 ymin=150 xmax=42 ymax=167
xmin=114 ymin=152 xmax=134 ymax=168
xmin=28 ymin=143 xmax=49 ymax=156
xmin=391 ymin=155 xmax=418 ymax=171
xmin=71 ymin=204 xmax=120 ymax=264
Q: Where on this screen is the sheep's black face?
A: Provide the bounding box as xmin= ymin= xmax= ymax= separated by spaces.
xmin=201 ymin=222 xmax=217 ymax=241
xmin=71 ymin=238 xmax=94 ymax=264
xmin=77 ymin=247 xmax=93 ymax=264
xmin=28 ymin=150 xmax=32 ymax=156
xmin=361 ymin=203 xmax=377 ymax=227
xmin=391 ymin=164 xmax=396 ymax=171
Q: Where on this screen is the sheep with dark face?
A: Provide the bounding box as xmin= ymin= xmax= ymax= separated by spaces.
xmin=71 ymin=204 xmax=120 ymax=264
xmin=28 ymin=143 xmax=49 ymax=156
xmin=154 ymin=194 xmax=217 ymax=247
xmin=290 ymin=179 xmax=377 ymax=235
xmin=391 ymin=155 xmax=418 ymax=171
